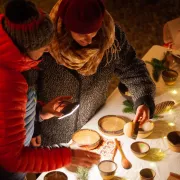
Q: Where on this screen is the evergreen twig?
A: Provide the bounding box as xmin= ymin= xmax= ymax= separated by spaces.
xmin=77 ymin=167 xmax=89 ymax=180
xmin=145 ymin=57 xmax=168 ymax=82
xmin=122 ymin=100 xmax=134 ymax=113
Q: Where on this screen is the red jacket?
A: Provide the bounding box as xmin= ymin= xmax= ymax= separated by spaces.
xmin=0 ymin=14 xmax=71 ymax=172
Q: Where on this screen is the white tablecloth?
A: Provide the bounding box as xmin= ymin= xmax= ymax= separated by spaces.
xmin=37 ymin=45 xmax=180 ymax=180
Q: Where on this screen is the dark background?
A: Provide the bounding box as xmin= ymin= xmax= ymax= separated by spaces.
xmin=0 ymin=0 xmax=179 ymax=93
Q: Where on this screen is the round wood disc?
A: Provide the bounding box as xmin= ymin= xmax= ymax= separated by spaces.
xmin=98 ymin=115 xmax=129 ymax=136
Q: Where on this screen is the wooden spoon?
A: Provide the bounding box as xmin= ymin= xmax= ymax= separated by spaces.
xmin=115 ymin=138 xmax=132 ymax=169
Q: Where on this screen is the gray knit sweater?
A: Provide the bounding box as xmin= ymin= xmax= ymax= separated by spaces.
xmin=38 ymin=25 xmax=155 ymax=145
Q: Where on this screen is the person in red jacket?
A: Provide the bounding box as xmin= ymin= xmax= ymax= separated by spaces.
xmin=0 ymin=0 xmax=100 ymax=180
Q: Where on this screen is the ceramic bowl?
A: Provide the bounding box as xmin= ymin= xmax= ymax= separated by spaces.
xmin=44 ymin=171 xmax=67 ymax=180
xmin=140 ymin=168 xmax=156 ymax=180
xmin=167 ymin=131 xmax=180 ymax=153
xmin=138 ymin=122 xmax=154 ymax=139
xmin=131 ymin=141 xmax=150 ymax=158
xmin=118 ymin=82 xmax=133 ymax=102
xmin=162 ymin=69 xmax=178 ymax=86
xmin=72 ymin=129 xmax=101 ymax=150
xmin=98 ymin=160 xmax=117 ymax=180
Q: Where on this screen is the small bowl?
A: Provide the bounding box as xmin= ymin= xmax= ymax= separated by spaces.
xmin=44 ymin=171 xmax=67 ymax=180
xmin=140 ymin=168 xmax=156 ymax=180
xmin=138 ymin=122 xmax=154 ymax=139
xmin=162 ymin=69 xmax=178 ymax=86
xmin=72 ymin=129 xmax=101 ymax=150
xmin=131 ymin=141 xmax=150 ymax=158
xmin=118 ymin=82 xmax=133 ymax=102
xmin=167 ymin=131 xmax=180 ymax=153
xmin=98 ymin=160 xmax=117 ymax=180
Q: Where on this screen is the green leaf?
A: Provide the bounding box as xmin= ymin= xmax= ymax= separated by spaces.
xmin=77 ymin=167 xmax=89 ymax=180
xmin=153 ymin=114 xmax=161 ymax=119
xmin=123 ymin=107 xmax=134 ymax=113
xmin=152 ymin=68 xmax=161 ymax=82
xmin=123 ymin=100 xmax=133 ymax=107
xmin=146 ymin=57 xmax=167 ymax=82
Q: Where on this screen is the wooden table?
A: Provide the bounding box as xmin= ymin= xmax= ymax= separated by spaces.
xmin=37 ymin=45 xmax=180 ymax=180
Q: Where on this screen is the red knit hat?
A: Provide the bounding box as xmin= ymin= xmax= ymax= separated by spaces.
xmin=58 ymin=0 xmax=105 ymax=34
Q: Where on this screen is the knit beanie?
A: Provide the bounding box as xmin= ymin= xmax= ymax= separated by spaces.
xmin=58 ymin=0 xmax=105 ymax=34
xmin=3 ymin=0 xmax=54 ymax=53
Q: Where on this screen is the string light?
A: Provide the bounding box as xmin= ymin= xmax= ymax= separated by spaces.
xmin=168 ymin=109 xmax=173 ymax=114
xmin=168 ymin=122 xmax=175 ymax=126
xmin=150 ymin=162 xmax=156 ymax=167
xmin=171 ymin=90 xmax=178 ymax=95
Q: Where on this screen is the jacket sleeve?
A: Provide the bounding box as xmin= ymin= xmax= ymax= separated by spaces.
xmin=0 ymin=69 xmax=72 ymax=173
xmin=114 ymin=25 xmax=156 ymax=118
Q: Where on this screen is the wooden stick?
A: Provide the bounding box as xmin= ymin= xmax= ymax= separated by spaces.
xmin=112 ymin=145 xmax=117 ymax=161
xmin=115 ymin=139 xmax=125 ymax=158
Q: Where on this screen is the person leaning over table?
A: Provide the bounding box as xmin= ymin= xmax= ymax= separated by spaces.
xmin=0 ymin=0 xmax=100 ymax=180
xmin=35 ymin=0 xmax=156 ymax=146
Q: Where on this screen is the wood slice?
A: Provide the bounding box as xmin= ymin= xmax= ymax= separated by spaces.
xmin=98 ymin=115 xmax=130 ymax=136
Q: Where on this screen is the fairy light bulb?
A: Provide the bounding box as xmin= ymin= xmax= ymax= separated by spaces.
xmin=168 ymin=109 xmax=173 ymax=114
xmin=168 ymin=122 xmax=175 ymax=126
xmin=171 ymin=90 xmax=178 ymax=95
xmin=150 ymin=162 xmax=156 ymax=167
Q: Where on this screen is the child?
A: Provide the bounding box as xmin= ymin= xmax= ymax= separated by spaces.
xmin=0 ymin=0 xmax=100 ymax=179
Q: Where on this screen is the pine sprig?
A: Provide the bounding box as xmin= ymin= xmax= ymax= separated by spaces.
xmin=146 ymin=58 xmax=167 ymax=82
xmin=123 ymin=100 xmax=133 ymax=107
xmin=77 ymin=167 xmax=89 ymax=180
xmin=123 ymin=100 xmax=134 ymax=113
xmin=153 ymin=114 xmax=162 ymax=119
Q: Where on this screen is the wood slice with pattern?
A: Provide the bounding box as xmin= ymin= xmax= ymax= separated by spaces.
xmin=155 ymin=101 xmax=175 ymax=114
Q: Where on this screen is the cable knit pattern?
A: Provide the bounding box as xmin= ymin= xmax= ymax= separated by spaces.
xmin=38 ymin=25 xmax=155 ymax=145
